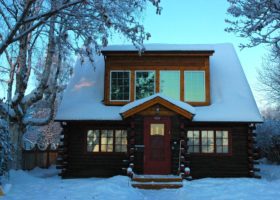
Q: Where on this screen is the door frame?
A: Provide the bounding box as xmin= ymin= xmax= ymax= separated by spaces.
xmin=143 ymin=116 xmax=171 ymax=174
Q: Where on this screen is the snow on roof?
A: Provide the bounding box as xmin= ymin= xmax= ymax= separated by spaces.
xmin=102 ymin=43 xmax=215 ymax=52
xmin=56 ymin=43 xmax=263 ymax=122
xmin=120 ymin=93 xmax=196 ymax=115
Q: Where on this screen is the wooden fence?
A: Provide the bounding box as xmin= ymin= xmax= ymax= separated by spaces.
xmin=22 ymin=144 xmax=58 ymax=170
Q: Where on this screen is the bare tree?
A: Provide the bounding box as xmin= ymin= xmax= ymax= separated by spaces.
xmin=258 ymin=54 xmax=280 ymax=106
xmin=0 ymin=0 xmax=162 ymax=169
xmin=225 ymin=0 xmax=280 ymax=56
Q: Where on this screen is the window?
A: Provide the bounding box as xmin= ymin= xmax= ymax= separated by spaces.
xmin=187 ymin=130 xmax=230 ymax=154
xmin=187 ymin=130 xmax=200 ymax=153
xmin=135 ymin=71 xmax=155 ymax=100
xmin=115 ymin=130 xmax=128 ymax=152
xmin=110 ymin=71 xmax=130 ymax=101
xmin=150 ymin=124 xmax=165 ymax=136
xmin=201 ymin=130 xmax=214 ymax=153
xmin=184 ymin=71 xmax=205 ymax=102
xmin=87 ymin=130 xmax=100 ymax=152
xmin=160 ymin=71 xmax=180 ymax=100
xmin=216 ymin=131 xmax=229 ymax=153
xmin=87 ymin=129 xmax=127 ymax=153
xmin=101 ymin=130 xmax=114 ymax=152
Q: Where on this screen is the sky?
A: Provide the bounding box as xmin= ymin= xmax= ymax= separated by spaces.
xmin=110 ymin=0 xmax=268 ymax=109
xmin=0 ymin=1 xmax=269 ymax=109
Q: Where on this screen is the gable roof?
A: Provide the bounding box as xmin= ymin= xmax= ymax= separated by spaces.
xmin=55 ymin=43 xmax=263 ymax=123
xmin=120 ymin=93 xmax=195 ymax=119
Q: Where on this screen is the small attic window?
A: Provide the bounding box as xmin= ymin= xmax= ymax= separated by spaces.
xmin=110 ymin=71 xmax=130 ymax=101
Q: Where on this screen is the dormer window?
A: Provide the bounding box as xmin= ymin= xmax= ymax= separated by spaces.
xmin=184 ymin=71 xmax=205 ymax=102
xmin=160 ymin=70 xmax=180 ymax=100
xmin=135 ymin=71 xmax=155 ymax=100
xmin=110 ymin=71 xmax=130 ymax=101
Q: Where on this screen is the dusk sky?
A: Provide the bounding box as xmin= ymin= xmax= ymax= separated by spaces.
xmin=110 ymin=0 xmax=268 ymax=108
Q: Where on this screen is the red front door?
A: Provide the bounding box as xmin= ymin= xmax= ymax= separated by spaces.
xmin=144 ymin=117 xmax=171 ymax=174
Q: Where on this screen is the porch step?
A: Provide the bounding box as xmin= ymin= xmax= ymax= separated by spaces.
xmin=131 ymin=175 xmax=183 ymax=189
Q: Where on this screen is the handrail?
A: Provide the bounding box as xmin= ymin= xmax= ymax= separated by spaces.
xmin=178 ymin=139 xmax=185 ymax=173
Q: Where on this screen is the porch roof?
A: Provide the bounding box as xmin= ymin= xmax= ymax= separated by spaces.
xmin=120 ymin=93 xmax=195 ymax=119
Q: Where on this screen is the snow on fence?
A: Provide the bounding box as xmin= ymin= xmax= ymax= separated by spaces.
xmin=22 ymin=144 xmax=58 ymax=170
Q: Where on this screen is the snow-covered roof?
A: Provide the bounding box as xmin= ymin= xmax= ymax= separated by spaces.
xmin=56 ymin=43 xmax=263 ymax=122
xmin=102 ymin=44 xmax=215 ymax=52
xmin=120 ymin=93 xmax=196 ymax=116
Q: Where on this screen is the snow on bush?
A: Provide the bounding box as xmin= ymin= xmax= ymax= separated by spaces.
xmin=0 ymin=119 xmax=12 ymax=183
xmin=256 ymin=120 xmax=280 ymax=163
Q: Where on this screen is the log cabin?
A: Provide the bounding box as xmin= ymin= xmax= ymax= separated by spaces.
xmin=55 ymin=43 xmax=263 ymax=181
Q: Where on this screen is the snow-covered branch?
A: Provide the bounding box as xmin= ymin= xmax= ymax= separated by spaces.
xmin=226 ymin=0 xmax=280 ymax=56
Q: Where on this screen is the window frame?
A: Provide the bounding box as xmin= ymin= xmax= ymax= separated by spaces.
xmin=86 ymin=129 xmax=128 ymax=154
xmin=187 ymin=129 xmax=232 ymax=156
xmin=105 ymin=67 xmax=210 ymax=106
xmin=134 ymin=70 xmax=156 ymax=100
xmin=109 ymin=70 xmax=131 ymax=102
xmin=184 ymin=70 xmax=206 ymax=102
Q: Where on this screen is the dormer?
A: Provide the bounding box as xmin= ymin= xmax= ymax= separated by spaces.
xmin=102 ymin=48 xmax=214 ymax=106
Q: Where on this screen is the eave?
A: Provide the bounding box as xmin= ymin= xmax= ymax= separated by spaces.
xmin=120 ymin=94 xmax=195 ymax=120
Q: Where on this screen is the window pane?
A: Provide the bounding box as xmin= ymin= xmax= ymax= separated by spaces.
xmin=150 ymin=124 xmax=164 ymax=136
xmin=223 ymin=146 xmax=228 ymax=153
xmin=160 ymin=71 xmax=180 ymax=100
xmin=184 ymin=71 xmax=205 ymax=102
xmin=110 ymin=71 xmax=130 ymax=101
xmin=87 ymin=130 xmax=100 ymax=152
xmin=216 ymin=138 xmax=222 ymax=145
xmin=223 ymin=131 xmax=228 ymax=138
xmin=216 ymin=146 xmax=223 ymax=153
xmin=107 ymin=144 xmax=113 ymax=152
xmin=135 ymin=71 xmax=155 ymax=99
xmin=216 ymin=131 xmax=222 ymax=138
xmin=193 ymin=146 xmax=200 ymax=153
xmin=188 ymin=146 xmax=194 ymax=153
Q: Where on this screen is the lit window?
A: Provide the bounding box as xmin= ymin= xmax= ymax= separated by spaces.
xmin=216 ymin=131 xmax=229 ymax=153
xmin=201 ymin=130 xmax=214 ymax=153
xmin=187 ymin=130 xmax=200 ymax=153
xmin=150 ymin=124 xmax=165 ymax=136
xmin=110 ymin=71 xmax=130 ymax=101
xmin=87 ymin=130 xmax=100 ymax=152
xmin=115 ymin=130 xmax=127 ymax=152
xmin=160 ymin=71 xmax=180 ymax=100
xmin=184 ymin=71 xmax=205 ymax=102
xmin=87 ymin=129 xmax=127 ymax=153
xmin=135 ymin=71 xmax=155 ymax=100
xmin=186 ymin=130 xmax=230 ymax=154
xmin=101 ymin=130 xmax=114 ymax=152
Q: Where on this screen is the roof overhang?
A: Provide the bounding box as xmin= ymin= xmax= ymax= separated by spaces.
xmin=120 ymin=94 xmax=195 ymax=120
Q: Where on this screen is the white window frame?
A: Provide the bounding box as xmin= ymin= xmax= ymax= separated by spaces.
xmin=110 ymin=70 xmax=131 ymax=102
xmin=184 ymin=70 xmax=206 ymax=102
xmin=134 ymin=70 xmax=156 ymax=100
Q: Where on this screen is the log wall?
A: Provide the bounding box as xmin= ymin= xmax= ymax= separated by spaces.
xmin=58 ymin=120 xmax=252 ymax=179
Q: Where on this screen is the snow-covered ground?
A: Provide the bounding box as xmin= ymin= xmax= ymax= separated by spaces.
xmin=1 ymin=163 xmax=280 ymax=200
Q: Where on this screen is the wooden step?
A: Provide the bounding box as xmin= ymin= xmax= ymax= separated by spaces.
xmin=132 ymin=182 xmax=183 ymax=189
xmin=131 ymin=175 xmax=183 ymax=189
xmin=133 ymin=176 xmax=182 ymax=183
